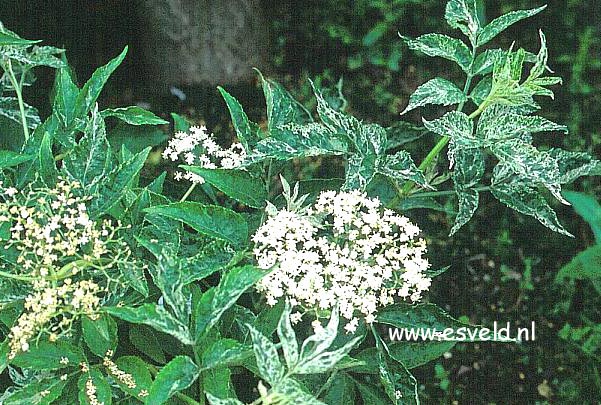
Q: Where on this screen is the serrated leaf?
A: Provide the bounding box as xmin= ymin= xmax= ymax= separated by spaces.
xmin=404 ymin=33 xmax=471 ymax=72
xmin=401 ymin=78 xmax=467 ymax=114
xmin=278 ymin=302 xmax=299 ymax=369
xmin=101 ymin=106 xmax=168 ymax=125
xmin=206 ymin=393 xmax=245 ymax=405
xmin=294 ymin=336 xmax=361 ymax=374
xmin=0 ymin=97 xmax=41 ymax=129
xmin=218 ymin=87 xmax=260 ymax=150
xmin=275 ymin=378 xmax=328 ymax=405
xmin=145 ymin=202 xmax=248 ymax=248
xmin=422 ymin=110 xmax=476 ymax=168
xmin=450 ymin=189 xmax=479 ymax=236
xmin=445 ymin=0 xmax=480 ymax=43
xmin=0 ymin=31 xmax=40 ymax=46
xmin=182 ymin=166 xmax=267 ymax=208
xmin=195 ymin=266 xmax=268 ymax=340
xmin=491 ymin=177 xmax=572 ymax=236
xmin=62 ymin=105 xmax=111 ymax=190
xmin=201 ymin=339 xmax=252 ymax=371
xmin=74 ymin=46 xmax=127 ymax=118
xmin=549 ymin=149 xmax=601 ymax=184
xmin=78 ymin=369 xmax=112 ymax=405
xmin=105 ymin=303 xmax=193 ymax=345
xmin=258 ymin=70 xmax=313 ymax=132
xmin=38 ymin=131 xmax=57 ymax=185
xmin=82 ymin=313 xmax=118 ymax=358
xmin=478 ymin=5 xmax=546 ymax=46
xmin=11 ymin=341 xmax=84 ymax=370
xmin=113 ymin=356 xmax=153 ymax=398
xmin=378 ymin=150 xmax=429 ymax=189
xmin=52 ymin=67 xmax=79 ymax=128
xmin=0 ymin=150 xmax=33 ymax=169
xmin=2 ymin=377 xmax=67 ymax=405
xmin=372 ymin=328 xmax=419 ymax=405
xmin=147 ymin=356 xmax=199 ymax=405
xmin=555 ymin=245 xmax=601 ymax=293
xmin=247 ymin=324 xmax=285 ymax=385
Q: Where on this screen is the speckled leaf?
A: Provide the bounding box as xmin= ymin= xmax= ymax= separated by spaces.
xmin=2 ymin=377 xmax=68 ymax=405
xmin=201 ymin=339 xmax=252 ymax=371
xmin=206 ymin=393 xmax=245 ymax=405
xmin=274 ymin=378 xmax=328 ymax=405
xmin=106 ymin=303 xmax=193 ymax=345
xmin=445 ymin=0 xmax=479 ymax=41
xmin=378 ymin=150 xmax=429 ymax=188
xmin=450 ymin=189 xmax=479 ymax=236
xmin=247 ymin=324 xmax=285 ymax=385
xmin=278 ymin=302 xmax=299 ymax=369
xmin=101 ymin=106 xmax=168 ymax=126
xmin=0 ymin=97 xmax=40 ymax=129
xmin=343 ymin=153 xmax=377 ymax=191
xmin=147 ymin=356 xmax=199 ymax=405
xmin=404 ymin=33 xmax=471 ymax=72
xmin=478 ymin=6 xmax=546 ymax=46
xmin=422 ymin=110 xmax=476 ymax=168
xmin=548 ymin=149 xmax=601 ymax=184
xmin=401 ymin=78 xmax=467 ymax=114
xmin=491 ymin=177 xmax=572 ymax=236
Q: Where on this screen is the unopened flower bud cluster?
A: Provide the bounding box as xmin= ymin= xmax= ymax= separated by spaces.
xmin=162 ymin=125 xmax=246 ymax=184
xmin=253 ymin=189 xmax=431 ymax=333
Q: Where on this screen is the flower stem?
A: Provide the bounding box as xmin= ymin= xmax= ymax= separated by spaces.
xmin=180 ymin=183 xmax=197 ymax=202
xmin=5 ymin=60 xmax=30 ymax=142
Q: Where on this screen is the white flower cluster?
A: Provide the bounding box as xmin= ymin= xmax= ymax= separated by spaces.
xmin=0 ymin=180 xmax=134 ymax=358
xmin=8 ymin=279 xmax=102 ymax=359
xmin=85 ymin=377 xmax=104 ymax=405
xmin=0 ymin=180 xmax=126 ymax=278
xmin=253 ymin=189 xmax=431 ymax=333
xmin=162 ymin=125 xmax=246 ymax=184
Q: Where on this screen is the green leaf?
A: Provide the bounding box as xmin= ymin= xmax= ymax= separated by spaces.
xmin=128 ymin=324 xmax=166 ymax=364
xmin=38 ymin=131 xmax=57 ymax=186
xmin=445 ymin=0 xmax=480 ymax=43
xmin=277 ymin=302 xmax=299 ymax=369
xmin=563 ymin=191 xmax=601 ymax=243
xmin=258 ymin=70 xmax=313 ymax=133
xmin=450 ymin=189 xmax=479 ymax=236
xmin=355 ymin=380 xmax=391 ymax=405
xmin=323 ymin=373 xmax=356 ymax=405
xmin=355 ymin=340 xmax=456 ymax=372
xmin=491 ymin=176 xmax=572 ymax=236
xmin=101 ymin=106 xmax=167 ymax=125
xmin=549 ymin=149 xmax=601 ymax=184
xmin=105 ymin=304 xmax=193 ymax=345
xmin=378 ymin=150 xmax=429 ymax=189
xmin=82 ymin=313 xmax=118 ymax=358
xmin=404 ymin=33 xmax=471 ymax=72
xmin=92 ymin=146 xmax=151 ymax=215
xmin=78 ymin=368 xmax=112 ymax=405
xmin=62 ymin=105 xmax=111 ymax=190
xmin=147 ymin=356 xmax=199 ymax=405
xmin=201 ymin=339 xmax=252 ymax=371
xmin=373 ymin=328 xmax=419 ymax=405
xmin=401 ymin=78 xmax=467 ymax=114
xmin=182 ymin=166 xmax=267 ymax=208
xmin=477 ymin=5 xmax=546 ymax=46
xmin=52 ymin=67 xmax=79 ymax=128
xmin=555 ymin=245 xmax=601 ymax=294
xmin=145 ymin=202 xmax=248 ymax=248
xmin=2 ymin=377 xmax=68 ymax=405
xmin=343 ymin=153 xmax=377 ymax=191
xmin=74 ymin=46 xmax=128 ymax=119
xmin=206 ymin=393 xmax=245 ymax=405
xmin=113 ymin=356 xmax=153 ymax=399
xmin=0 ymin=31 xmax=40 ymax=46
xmin=218 ymin=87 xmax=260 ymax=150
xmin=195 ymin=265 xmax=268 ymax=340
xmin=11 ymin=341 xmax=85 ymax=370
xmin=274 ymin=378 xmax=328 ymax=405
xmin=385 ymin=122 xmax=428 ymax=150
xmin=149 ymin=249 xmax=189 ymax=321
xmin=247 ymin=324 xmax=285 ymax=385
xmin=423 ymin=110 xmax=476 ymax=168
xmin=0 ymin=150 xmax=33 ymax=169
xmin=118 ymin=261 xmax=149 ymax=297
xmin=0 ymin=97 xmax=41 ymax=129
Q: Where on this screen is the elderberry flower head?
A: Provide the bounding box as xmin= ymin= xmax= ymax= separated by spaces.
xmin=252 ymin=189 xmax=431 ymax=333
xmin=162 ymin=125 xmax=246 ymax=184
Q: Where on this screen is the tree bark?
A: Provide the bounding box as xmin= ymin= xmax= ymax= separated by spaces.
xmin=138 ymin=0 xmax=270 ymax=86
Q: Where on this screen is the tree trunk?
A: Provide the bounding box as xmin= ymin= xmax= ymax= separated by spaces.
xmin=137 ymin=0 xmax=270 ymax=87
